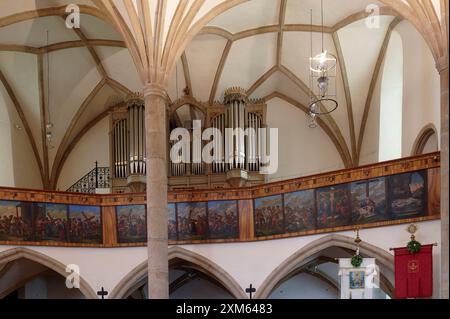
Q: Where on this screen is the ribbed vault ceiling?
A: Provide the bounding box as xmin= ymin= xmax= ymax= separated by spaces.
xmin=0 ymin=0 xmax=434 ymax=189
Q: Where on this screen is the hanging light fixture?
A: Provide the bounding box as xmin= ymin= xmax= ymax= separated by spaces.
xmin=45 ymin=30 xmax=55 ymax=149
xmin=307 ymin=111 xmax=318 ymax=129
xmin=308 ymin=0 xmax=338 ymax=119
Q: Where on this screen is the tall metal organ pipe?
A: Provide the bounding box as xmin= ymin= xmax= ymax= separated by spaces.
xmin=113 ymin=119 xmax=128 ymax=178
xmin=128 ymin=96 xmax=146 ymax=175
xmin=112 ymin=94 xmax=146 ymax=181
xmin=224 ymin=87 xmax=250 ymax=171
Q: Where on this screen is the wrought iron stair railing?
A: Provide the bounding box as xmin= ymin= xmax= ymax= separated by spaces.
xmin=67 ymin=163 xmax=111 ymax=194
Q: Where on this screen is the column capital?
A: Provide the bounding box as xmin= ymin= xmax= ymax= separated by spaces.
xmin=436 ymin=55 xmax=449 ymax=74
xmin=143 ymin=83 xmax=169 ymax=100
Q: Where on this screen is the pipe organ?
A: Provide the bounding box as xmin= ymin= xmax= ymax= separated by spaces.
xmin=110 ymin=94 xmax=146 ymax=193
xmin=223 ymin=87 xmax=263 ymax=173
xmin=109 ymin=88 xmax=266 ymax=193
xmin=169 ymin=87 xmax=266 ymax=189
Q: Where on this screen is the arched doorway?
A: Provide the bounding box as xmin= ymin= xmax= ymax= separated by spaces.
xmin=256 ymin=234 xmax=394 ymax=299
xmin=0 ymin=247 xmax=97 ymax=299
xmin=110 ymin=246 xmax=247 ymax=299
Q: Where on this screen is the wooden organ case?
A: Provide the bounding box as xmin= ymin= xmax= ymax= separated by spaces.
xmin=169 ymin=87 xmax=267 ymax=190
xmin=109 ymin=88 xmax=267 ymax=193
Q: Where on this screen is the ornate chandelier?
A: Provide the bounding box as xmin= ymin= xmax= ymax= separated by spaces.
xmin=308 ymin=0 xmax=338 ymax=127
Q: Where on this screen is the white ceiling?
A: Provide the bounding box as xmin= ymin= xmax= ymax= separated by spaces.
xmin=0 ymin=9 xmax=130 ymax=184
xmin=208 ymin=0 xmax=281 ymax=34
xmin=0 ymin=16 xmax=79 ymax=47
xmin=285 ymin=0 xmax=382 ymax=26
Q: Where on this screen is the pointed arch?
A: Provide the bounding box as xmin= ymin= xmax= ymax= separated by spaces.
xmin=255 ymin=234 xmax=394 ymax=299
xmin=411 ymin=123 xmax=439 ymax=155
xmin=109 ymin=246 xmax=247 ymax=299
xmin=169 ymin=96 xmax=207 ymax=116
xmin=0 ymin=247 xmax=97 ymax=299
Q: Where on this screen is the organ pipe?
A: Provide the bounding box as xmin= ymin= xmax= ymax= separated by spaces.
xmin=113 ymin=119 xmax=128 ymax=179
xmin=211 ymin=113 xmax=227 ymax=174
xmin=170 ymin=139 xmax=186 ymax=177
xmin=112 ymin=94 xmax=146 ymax=182
xmin=224 ymin=87 xmax=249 ymax=171
xmin=125 ymin=96 xmax=146 ymax=176
xmin=192 ymin=131 xmax=203 ymax=175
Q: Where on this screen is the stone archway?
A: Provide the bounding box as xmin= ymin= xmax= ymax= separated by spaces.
xmin=109 ymin=246 xmax=247 ymax=299
xmin=411 ymin=123 xmax=439 ymax=155
xmin=254 ymin=234 xmax=394 ymax=299
xmin=0 ymin=247 xmax=97 ymax=299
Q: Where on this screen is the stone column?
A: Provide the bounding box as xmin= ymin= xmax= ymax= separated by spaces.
xmin=438 ymin=57 xmax=449 ymax=299
xmin=144 ymin=84 xmax=169 ymax=299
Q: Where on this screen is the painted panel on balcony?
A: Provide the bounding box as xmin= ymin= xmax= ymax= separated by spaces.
xmin=316 ymin=184 xmax=351 ymax=229
xmin=351 ymin=177 xmax=387 ymax=225
xmin=284 ymin=189 xmax=316 ymax=233
xmin=388 ymin=170 xmax=427 ymax=219
xmin=0 ymin=200 xmax=34 ymax=242
xmin=177 ymin=202 xmax=207 ymax=241
xmin=35 ymin=203 xmax=69 ymax=242
xmin=254 ymin=195 xmax=284 ymax=237
xmin=116 ymin=205 xmax=147 ymax=243
xmin=68 ymin=205 xmax=102 ymax=244
xmin=208 ymin=200 xmax=239 ymax=240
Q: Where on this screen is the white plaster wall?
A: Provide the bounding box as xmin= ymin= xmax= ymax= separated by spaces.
xmin=9 ymin=113 xmax=43 ymax=189
xmin=359 ymin=21 xmax=440 ymax=165
xmin=57 ymin=117 xmax=110 ymax=191
xmin=0 ymin=52 xmax=43 ymax=165
xmin=0 ymin=80 xmax=42 ymax=189
xmin=0 ymin=219 xmax=441 ymax=299
xmin=379 ymin=31 xmax=403 ymax=162
xmin=359 ymin=66 xmax=382 ymax=165
xmin=0 ymin=87 xmax=15 ymax=187
xmin=397 ymin=21 xmax=440 ymax=156
xmin=266 ymin=97 xmax=345 ymax=182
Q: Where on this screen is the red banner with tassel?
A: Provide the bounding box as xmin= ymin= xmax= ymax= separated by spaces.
xmin=393 ymin=244 xmax=433 ymax=299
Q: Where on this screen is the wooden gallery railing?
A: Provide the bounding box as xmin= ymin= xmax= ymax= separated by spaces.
xmin=0 ymin=152 xmax=441 ymax=248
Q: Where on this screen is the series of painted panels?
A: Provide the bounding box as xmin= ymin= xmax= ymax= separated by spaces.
xmin=0 ymin=170 xmax=430 ymax=244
